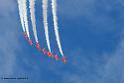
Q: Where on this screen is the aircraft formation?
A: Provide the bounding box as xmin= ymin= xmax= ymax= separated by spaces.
xmin=23 ymin=32 xmax=67 ymax=63
xmin=17 ymin=0 xmax=67 ymax=63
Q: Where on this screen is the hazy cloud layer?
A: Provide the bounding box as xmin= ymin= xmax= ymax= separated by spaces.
xmin=0 ymin=0 xmax=16 ymax=16
xmin=0 ymin=0 xmax=124 ymax=83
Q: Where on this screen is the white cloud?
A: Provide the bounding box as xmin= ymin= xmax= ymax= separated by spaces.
xmin=102 ymin=37 xmax=124 ymax=82
xmin=58 ymin=0 xmax=124 ymax=19
xmin=58 ymin=0 xmax=96 ymax=18
xmin=0 ymin=0 xmax=16 ymax=16
xmin=0 ymin=16 xmax=21 ymax=76
xmin=0 ymin=0 xmax=21 ymax=76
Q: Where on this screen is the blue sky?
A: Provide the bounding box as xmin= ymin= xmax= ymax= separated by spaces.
xmin=0 ymin=0 xmax=124 ymax=83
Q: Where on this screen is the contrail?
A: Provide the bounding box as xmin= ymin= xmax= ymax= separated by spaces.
xmin=42 ymin=0 xmax=51 ymax=52
xmin=29 ymin=0 xmax=39 ymax=43
xmin=23 ymin=0 xmax=30 ymax=39
xmin=51 ymin=0 xmax=64 ymax=56
xmin=17 ymin=0 xmax=25 ymax=32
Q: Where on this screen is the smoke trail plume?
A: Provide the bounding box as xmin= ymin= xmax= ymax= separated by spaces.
xmin=51 ymin=0 xmax=64 ymax=56
xmin=29 ymin=0 xmax=39 ymax=42
xmin=17 ymin=0 xmax=25 ymax=32
xmin=23 ymin=0 xmax=30 ymax=39
xmin=42 ymin=0 xmax=51 ymax=52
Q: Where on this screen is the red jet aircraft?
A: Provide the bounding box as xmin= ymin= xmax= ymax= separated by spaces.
xmin=23 ymin=32 xmax=33 ymax=45
xmin=36 ymin=42 xmax=40 ymax=50
xmin=62 ymin=57 xmax=67 ymax=63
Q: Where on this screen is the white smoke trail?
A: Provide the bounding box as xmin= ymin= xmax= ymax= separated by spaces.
xmin=29 ymin=0 xmax=39 ymax=42
xmin=23 ymin=0 xmax=30 ymax=39
xmin=51 ymin=0 xmax=64 ymax=56
xmin=42 ymin=0 xmax=51 ymax=52
xmin=17 ymin=0 xmax=25 ymax=32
